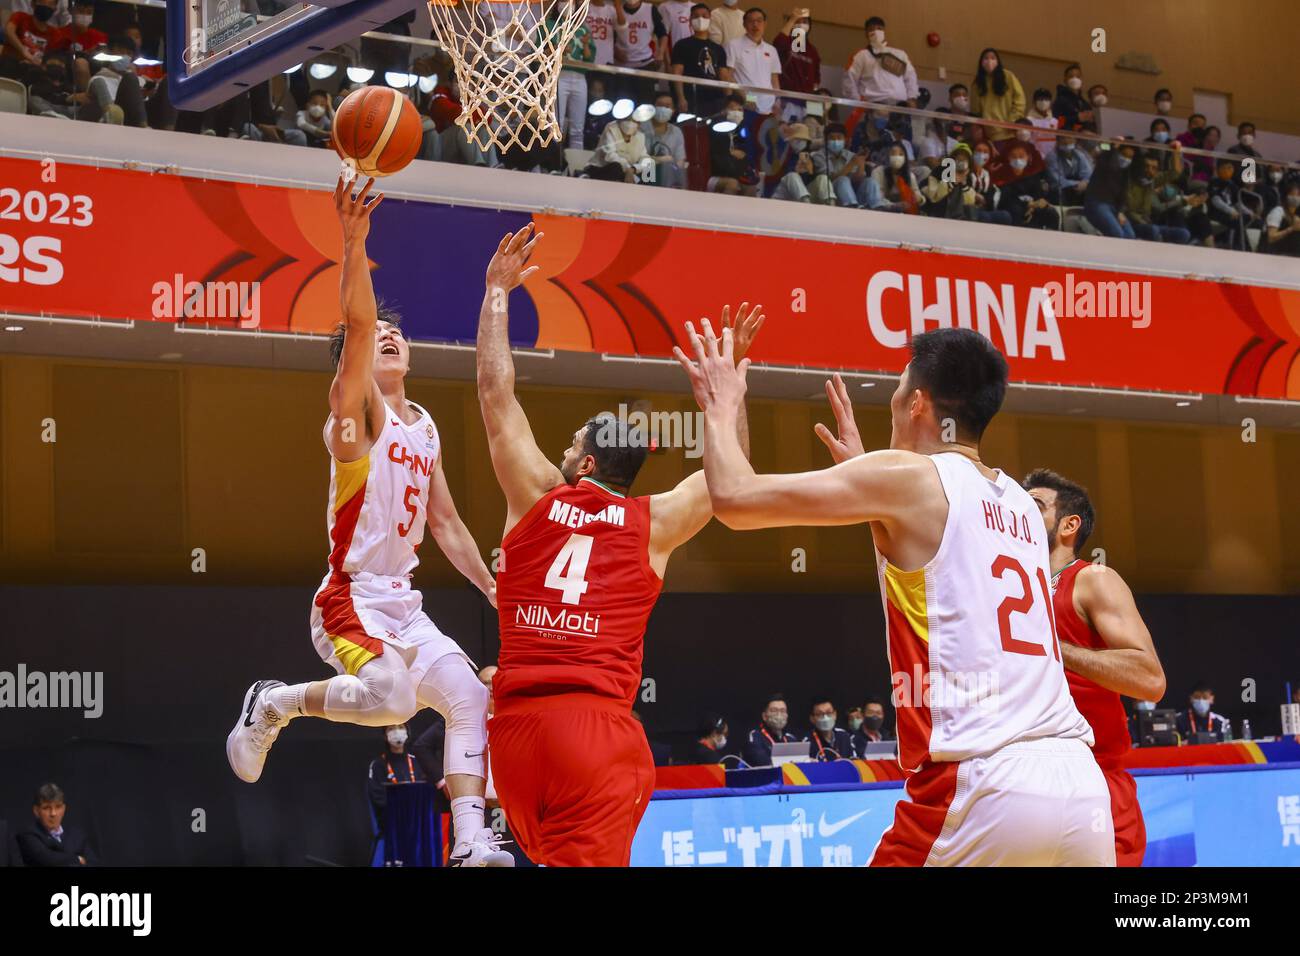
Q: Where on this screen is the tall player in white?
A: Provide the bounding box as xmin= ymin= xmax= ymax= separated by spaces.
xmin=678 ymin=323 xmax=1114 ymax=866
xmin=226 ymin=176 xmax=511 ymax=866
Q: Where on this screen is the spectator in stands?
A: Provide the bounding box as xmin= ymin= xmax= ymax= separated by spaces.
xmin=1174 ymin=683 xmax=1230 ymax=742
xmin=1044 ymin=133 xmax=1092 ymax=207
xmin=842 ymin=16 xmax=917 ymax=108
xmin=1177 ymin=112 xmax=1208 ymax=150
xmin=49 ymin=0 xmax=106 ymax=71
xmin=1154 ymin=88 xmax=1173 ymax=116
xmin=820 ymin=122 xmax=869 ymax=206
xmin=17 ymin=783 xmax=97 ymax=866
xmin=612 ymin=0 xmax=666 ymax=105
xmin=643 ymin=92 xmax=687 ymax=187
xmin=998 ymin=141 xmax=1059 ymax=229
xmin=1258 ymin=164 xmax=1288 ymax=213
xmin=967 ymin=139 xmax=1000 ymax=207
xmin=659 ymin=0 xmax=694 ymax=51
xmin=81 ymin=34 xmax=149 ymax=126
xmin=845 ymin=705 xmax=864 ymax=734
xmin=1155 ymin=175 xmax=1211 ymax=244
xmin=584 ymin=0 xmax=616 ymax=89
xmin=422 ymin=78 xmax=499 ymax=166
xmin=851 ymin=696 xmax=894 ymax=756
xmin=1208 ymin=155 xmax=1250 ymax=250
xmin=851 ymin=106 xmax=912 ymax=166
xmin=670 ymin=4 xmax=731 ymax=117
xmin=585 ymin=111 xmax=653 ymax=182
xmin=1052 ymin=63 xmax=1092 ymax=133
xmin=708 ymin=0 xmax=745 ymax=47
xmin=25 ymin=49 xmax=86 ymax=118
xmin=923 ymin=142 xmax=1010 ymax=226
xmin=864 ymin=141 xmax=922 ymax=213
xmin=1086 ymin=84 xmax=1109 ymax=135
xmin=773 ymin=7 xmax=818 ymax=119
xmin=553 ymin=5 xmax=595 ymax=148
xmin=1126 ymin=147 xmax=1191 ymax=244
xmin=969 ymin=48 xmax=1024 ymax=142
xmin=916 ymin=114 xmax=960 ymax=172
xmin=1185 ymin=125 xmax=1222 ymax=184
xmin=725 ymin=7 xmax=781 ymax=118
xmin=947 ymin=82 xmax=970 ymax=116
xmin=707 ymin=92 xmax=757 ymax=195
xmin=1 ymin=0 xmax=61 ymax=77
xmin=741 ymin=693 xmax=797 ymax=766
xmin=367 ymin=723 xmax=426 ymax=831
xmin=1227 ymin=121 xmax=1260 ymax=160
xmin=1026 ymin=87 xmax=1059 ymax=157
xmin=1084 ymin=143 xmax=1138 ymax=238
xmin=769 ymin=120 xmax=820 ymax=201
xmin=10 ymin=0 xmax=70 ymax=28
xmin=296 ymin=89 xmax=333 ymax=147
xmin=805 ymin=696 xmax=852 ymax=761
xmin=1144 ymin=118 xmax=1175 ymax=170
xmin=686 ymin=712 xmax=730 ymax=763
xmin=582 ymin=76 xmax=610 ymax=149
xmin=1003 ymin=117 xmax=1045 ymax=167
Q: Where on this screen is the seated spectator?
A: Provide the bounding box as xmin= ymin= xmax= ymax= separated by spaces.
xmin=804 ymin=696 xmax=852 ymax=761
xmin=1153 ymin=87 xmax=1173 ymax=116
xmin=1174 ymin=683 xmax=1229 ymax=742
xmin=916 ymin=115 xmax=960 ymax=171
xmin=1227 ymin=121 xmax=1260 ymax=159
xmin=1154 ymin=176 xmax=1212 ymax=245
xmin=586 ymin=112 xmax=654 ymax=182
xmin=1208 ymin=156 xmax=1251 ymax=250
xmin=1126 ymin=147 xmax=1191 ymax=244
xmin=1 ymin=0 xmax=60 ymax=80
xmin=1185 ymin=126 xmax=1221 ymax=183
xmin=851 ymin=695 xmax=895 ymax=757
xmin=642 ymin=92 xmax=687 ymax=188
xmin=1044 ymin=133 xmax=1093 ymax=207
xmin=670 ymin=4 xmax=731 ymax=118
xmin=48 ymin=0 xmax=107 ymax=91
xmin=1084 ymin=143 xmax=1138 ymax=238
xmin=998 ymin=141 xmax=1059 ymax=229
xmin=864 ymin=142 xmax=923 ymax=213
xmin=85 ymin=34 xmax=148 ymax=126
xmin=296 ymin=89 xmax=334 ymax=147
xmin=922 ymin=143 xmax=1011 ymax=225
xmin=1026 ymin=86 xmax=1059 ymax=157
xmin=1263 ymin=181 xmax=1300 ymax=256
xmin=851 ymin=107 xmax=912 ymax=166
xmin=686 ymin=712 xmax=730 ymax=764
xmin=367 ymin=723 xmax=425 ymax=832
xmin=769 ymin=120 xmax=822 ymax=201
xmin=17 ymin=783 xmax=97 ymax=867
xmin=841 ymin=15 xmax=919 ymax=108
xmin=1176 ymin=112 xmax=1208 ymax=150
xmin=740 ymin=693 xmax=797 ymax=766
xmin=10 ymin=0 xmax=71 ymax=28
xmin=967 ymin=139 xmax=1001 ymax=209
xmin=1051 ymin=62 xmax=1093 ymax=133
xmin=845 ymin=706 xmax=864 ymax=734
xmin=581 ymin=76 xmax=610 ymax=150
xmin=822 ymin=121 xmax=870 ymax=207
xmin=969 ymin=48 xmax=1024 ymax=142
xmin=1258 ymin=164 xmax=1288 ymax=216
xmin=706 ymin=92 xmax=758 ymax=195
xmin=25 ymin=49 xmax=86 ymax=118
xmin=998 ymin=118 xmax=1045 ymax=170
xmin=1144 ymin=118 xmax=1175 ymax=172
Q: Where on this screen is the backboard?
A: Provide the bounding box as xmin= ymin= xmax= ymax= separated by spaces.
xmin=166 ymin=0 xmax=425 ymax=111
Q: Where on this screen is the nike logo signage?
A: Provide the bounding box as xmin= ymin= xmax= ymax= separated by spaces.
xmin=464 ymin=751 xmax=486 ymax=759
xmin=242 ymin=681 xmax=266 ymax=727
xmin=818 ymin=809 xmax=870 ymax=838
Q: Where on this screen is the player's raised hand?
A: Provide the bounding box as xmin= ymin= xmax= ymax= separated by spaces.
xmin=486 ymin=223 xmax=543 ymax=292
xmin=673 ymin=318 xmax=750 ymax=413
xmin=333 ymin=174 xmax=383 ymax=244
xmin=721 ymin=302 xmax=766 ymax=365
xmin=814 ymin=373 xmax=866 ymax=463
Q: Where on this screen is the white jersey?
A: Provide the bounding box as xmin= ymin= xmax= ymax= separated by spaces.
xmin=322 ymin=401 xmax=441 ymax=580
xmin=585 ymin=3 xmax=617 ymax=64
xmin=877 ymin=452 xmax=1092 ymax=772
xmin=615 ymin=1 xmax=658 ymax=65
xmin=658 ymin=0 xmax=694 ymax=45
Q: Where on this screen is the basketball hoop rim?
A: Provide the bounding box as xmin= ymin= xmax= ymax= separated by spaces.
xmin=428 ymin=0 xmax=540 ymax=6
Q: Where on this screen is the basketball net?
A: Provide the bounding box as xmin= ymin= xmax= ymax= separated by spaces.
xmin=426 ymin=0 xmax=590 ymax=153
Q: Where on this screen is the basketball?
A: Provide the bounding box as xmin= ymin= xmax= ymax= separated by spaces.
xmin=332 ymin=86 xmax=423 ymax=178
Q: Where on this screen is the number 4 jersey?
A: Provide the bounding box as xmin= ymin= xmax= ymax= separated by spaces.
xmin=878 ymin=452 xmax=1093 ymax=772
xmin=494 ymin=477 xmax=663 ymax=707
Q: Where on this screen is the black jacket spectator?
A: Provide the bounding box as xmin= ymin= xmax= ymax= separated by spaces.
xmin=804 ymin=726 xmax=853 ymax=761
xmin=367 ymin=747 xmax=426 ymax=830
xmin=741 ymin=725 xmax=797 ymax=766
xmin=851 ymin=723 xmax=896 ymax=757
xmin=17 ymin=820 xmax=97 ymax=867
xmin=1175 ymin=707 xmax=1230 ymax=742
xmin=1085 ymin=149 xmax=1131 ymax=208
xmin=1052 ymin=83 xmax=1091 ymax=133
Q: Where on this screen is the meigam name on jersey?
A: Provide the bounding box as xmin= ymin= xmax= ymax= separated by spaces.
xmin=981 ymin=498 xmax=1037 ymax=546
xmin=547 ymin=498 xmax=626 ymax=529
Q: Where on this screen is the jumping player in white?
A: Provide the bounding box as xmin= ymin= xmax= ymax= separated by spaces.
xmin=678 ymin=322 xmax=1114 ymax=866
xmin=226 ymin=176 xmax=511 ymax=866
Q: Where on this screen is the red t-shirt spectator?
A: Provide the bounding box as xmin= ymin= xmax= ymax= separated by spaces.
xmin=49 ymin=24 xmax=108 ymax=56
xmin=772 ymin=29 xmax=820 ymax=94
xmin=4 ymin=11 xmax=59 ymax=62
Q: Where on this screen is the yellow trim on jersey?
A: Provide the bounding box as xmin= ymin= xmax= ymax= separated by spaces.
xmin=333 ymin=454 xmax=370 ymax=512
xmin=331 ymin=634 xmax=378 ymax=676
xmin=883 ymin=563 xmax=930 ymax=644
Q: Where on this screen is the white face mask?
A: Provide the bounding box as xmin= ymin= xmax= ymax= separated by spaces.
xmin=1092 ymin=94 xmax=1108 ymax=107
xmin=951 ymin=96 xmax=968 ymax=110
xmin=1035 ymin=100 xmax=1051 ymax=114
xmin=790 ymin=138 xmax=808 ymax=151
xmin=725 ymin=109 xmax=743 ymax=123
xmin=308 ymin=104 xmax=326 ymax=119
xmin=814 ymin=714 xmax=835 ymax=732
xmin=619 ymin=119 xmax=638 ymax=135
xmin=868 ymin=29 xmax=884 ymax=46
xmin=955 ymin=159 xmax=969 ymax=172
xmin=1010 ymin=158 xmax=1027 ymax=171
xmin=1015 ymin=130 xmax=1032 ymax=142
xmin=1269 ymin=170 xmax=1283 ymax=183
xmin=1241 ymin=134 xmax=1255 ymax=146
xmin=73 ymin=14 xmax=92 ymax=28
xmin=1066 ymin=76 xmax=1082 ymax=91
xmin=691 ymin=16 xmax=709 ymax=31
xmin=1156 ymin=99 xmax=1171 ymax=113
xmin=386 ymin=728 xmax=407 ymax=748
xmin=889 ymin=154 xmax=905 ymax=169
xmin=654 ymin=106 xmax=672 ymax=122
xmin=714 ymin=734 xmax=727 ymax=749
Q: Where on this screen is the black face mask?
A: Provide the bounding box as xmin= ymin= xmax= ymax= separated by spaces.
xmin=34 ymin=5 xmax=56 ymax=21
xmin=863 ymin=716 xmax=884 ymax=732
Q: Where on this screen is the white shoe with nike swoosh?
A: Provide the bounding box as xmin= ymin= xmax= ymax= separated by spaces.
xmin=226 ymin=679 xmax=287 ymax=783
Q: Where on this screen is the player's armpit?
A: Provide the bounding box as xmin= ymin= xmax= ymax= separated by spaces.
xmin=1072 ymin=565 xmax=1167 ymax=700
xmin=647 ymin=470 xmax=712 ymax=573
xmin=480 ymin=396 xmax=565 ymax=531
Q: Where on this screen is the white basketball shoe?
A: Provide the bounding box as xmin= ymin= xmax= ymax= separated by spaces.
xmin=226 ymin=679 xmax=287 ymax=783
xmin=450 ymin=828 xmax=516 ymax=867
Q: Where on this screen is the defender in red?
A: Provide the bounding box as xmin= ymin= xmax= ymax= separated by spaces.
xmin=474 ymin=225 xmax=762 ymax=866
xmin=1024 ymin=469 xmax=1167 ymax=867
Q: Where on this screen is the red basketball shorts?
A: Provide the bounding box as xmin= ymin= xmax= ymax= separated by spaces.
xmin=1103 ymin=764 xmax=1147 ymax=867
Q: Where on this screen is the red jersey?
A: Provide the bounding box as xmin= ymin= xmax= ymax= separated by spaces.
xmin=494 ymin=477 xmax=662 ymax=707
xmin=1053 ymin=559 xmax=1131 ymax=769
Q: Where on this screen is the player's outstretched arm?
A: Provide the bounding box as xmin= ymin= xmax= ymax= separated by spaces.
xmin=476 ymin=225 xmax=565 ymax=530
xmin=327 ymin=175 xmax=386 ymax=463
xmin=675 ymin=319 xmax=926 ymax=530
xmin=1061 ymin=565 xmax=1167 ymax=701
xmin=426 ymin=457 xmax=497 ymax=608
xmin=814 ymin=373 xmax=866 ymax=463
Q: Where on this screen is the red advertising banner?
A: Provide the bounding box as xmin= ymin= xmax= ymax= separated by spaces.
xmin=2 ymin=156 xmax=1299 ymax=398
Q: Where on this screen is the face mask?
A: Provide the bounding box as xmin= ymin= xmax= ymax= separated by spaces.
xmin=691 ymin=17 xmax=709 ymax=31
xmin=981 ymin=59 xmax=997 ymax=72
xmin=725 ymin=109 xmax=744 ymax=124
xmin=791 ymin=139 xmax=808 ymax=152
xmin=1269 ymin=170 xmax=1283 ymax=183
xmin=1010 ymin=158 xmax=1027 ymax=171
xmin=724 ymin=0 xmax=737 ymax=5
xmin=73 ymin=14 xmax=92 ymax=28
xmin=619 ymin=119 xmax=638 ymax=135
xmin=308 ymin=104 xmax=326 ymax=119
xmin=1240 ymin=134 xmax=1254 ymax=146
xmin=863 ymin=716 xmax=884 ymax=732
xmin=868 ymin=30 xmax=884 ymax=45
xmin=973 ymin=152 xmax=988 ymax=167
xmin=1136 ymin=701 xmax=1156 ymax=712
xmin=814 ymin=715 xmax=835 ymax=732
xmin=955 ymin=159 xmax=969 ymax=172
xmin=1287 ymin=195 xmax=1300 ymax=208
xmin=386 ymin=728 xmax=407 ymax=747
xmin=714 ymin=735 xmax=727 ymax=749
xmin=1092 ymin=94 xmax=1108 ymax=107
xmin=654 ymin=106 xmax=672 ymax=122
xmin=1066 ymin=76 xmax=1082 ymax=91
xmin=1156 ymin=99 xmax=1171 ymax=113
xmin=1191 ymin=699 xmax=1211 ymax=716
xmin=1152 ymin=130 xmax=1169 ymax=143
xmin=1139 ymin=176 xmax=1153 ymax=186
xmin=827 ymin=139 xmax=845 ymax=154
xmin=34 ymin=5 xmax=55 ymax=21
xmin=766 ymin=713 xmax=788 ymax=731
xmin=1116 ymin=155 xmax=1131 ymax=169
xmin=952 ymin=96 xmax=968 ymax=110
xmin=1035 ymin=100 xmax=1050 ymax=114
xmin=889 ymin=154 xmax=905 ymax=169
xmin=1015 ymin=130 xmax=1032 ymax=142
xmin=848 ymin=717 xmax=863 ymax=732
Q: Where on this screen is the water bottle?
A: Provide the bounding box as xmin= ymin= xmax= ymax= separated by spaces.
xmin=1242 ymin=719 xmax=1252 ymax=741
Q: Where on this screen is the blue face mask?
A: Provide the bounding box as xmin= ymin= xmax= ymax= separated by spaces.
xmin=1192 ymin=698 xmax=1211 ymax=716
xmin=1153 ymin=130 xmax=1169 ymax=143
xmin=1117 ymin=155 xmax=1132 ymax=169
xmin=828 ymin=140 xmax=845 ymax=154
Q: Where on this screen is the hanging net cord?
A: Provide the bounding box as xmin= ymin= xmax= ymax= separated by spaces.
xmin=426 ymin=0 xmax=591 ymax=152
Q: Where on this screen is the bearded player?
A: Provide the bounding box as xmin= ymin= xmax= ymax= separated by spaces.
xmin=225 ymin=176 xmax=511 ymax=866
xmin=681 ymin=327 xmax=1113 ymax=866
xmin=474 ymin=225 xmax=760 ymax=867
xmin=1023 ymin=469 xmax=1166 ymax=867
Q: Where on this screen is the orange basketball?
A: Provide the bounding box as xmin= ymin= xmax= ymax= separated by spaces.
xmin=332 ymin=86 xmax=423 ymax=178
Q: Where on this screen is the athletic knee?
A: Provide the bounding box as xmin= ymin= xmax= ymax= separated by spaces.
xmin=373 ymin=668 xmax=418 ymax=725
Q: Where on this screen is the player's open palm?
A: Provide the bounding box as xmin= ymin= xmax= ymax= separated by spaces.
xmin=722 ymin=301 xmax=765 ymax=364
xmin=814 ymin=372 xmax=866 ymax=463
xmin=486 ymin=224 xmax=542 ymax=292
xmin=674 ymin=318 xmax=750 ymax=412
xmin=333 ymin=174 xmax=383 ymax=245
